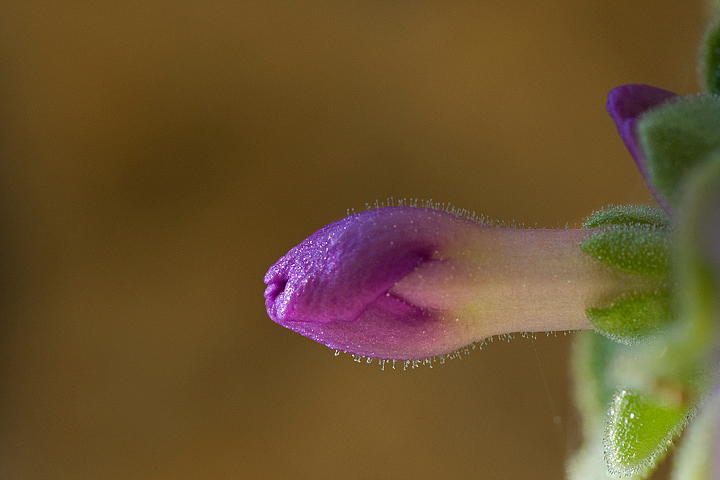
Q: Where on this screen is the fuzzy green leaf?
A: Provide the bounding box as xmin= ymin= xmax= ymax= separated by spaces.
xmin=581 ymin=228 xmax=670 ymax=278
xmin=586 ymin=291 xmax=672 ymax=345
xmin=637 ymin=95 xmax=720 ymax=206
xmin=572 ymin=333 xmax=689 ymax=479
xmin=605 ymin=390 xmax=693 ymax=477
xmin=583 ymin=205 xmax=671 ymax=230
xmin=702 ymin=18 xmax=720 ymax=94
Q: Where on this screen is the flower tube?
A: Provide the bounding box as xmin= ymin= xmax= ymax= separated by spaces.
xmin=264 ymin=206 xmax=662 ymax=360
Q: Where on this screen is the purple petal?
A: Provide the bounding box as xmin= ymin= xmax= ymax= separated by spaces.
xmin=607 ymin=84 xmax=678 ymax=215
xmin=264 ymin=207 xmax=482 ymax=359
xmin=264 ymin=207 xmax=461 ymax=325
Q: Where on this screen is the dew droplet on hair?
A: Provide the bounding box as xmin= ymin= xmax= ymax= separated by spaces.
xmin=330 ymin=341 xmax=492 ymax=370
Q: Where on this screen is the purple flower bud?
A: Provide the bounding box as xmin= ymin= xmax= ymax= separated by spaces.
xmin=265 ymin=207 xmax=652 ymax=360
xmin=607 ymin=84 xmax=678 ymax=214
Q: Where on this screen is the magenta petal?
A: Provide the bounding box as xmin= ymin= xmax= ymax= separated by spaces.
xmin=264 ymin=207 xmax=482 ymax=359
xmin=264 ymin=207 xmax=459 ymax=325
xmin=607 ymin=84 xmax=678 ymax=215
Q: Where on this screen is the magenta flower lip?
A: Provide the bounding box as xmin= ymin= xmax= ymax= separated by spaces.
xmin=264 ymin=206 xmax=655 ymax=360
xmin=264 ymin=207 xmax=475 ymax=360
xmin=265 ymin=207 xmax=448 ymax=326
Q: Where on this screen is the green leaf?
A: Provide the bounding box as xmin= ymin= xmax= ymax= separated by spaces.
xmin=605 ymin=389 xmax=693 ymax=477
xmin=586 ymin=291 xmax=672 ymax=345
xmin=640 ymin=151 xmax=720 ymax=408
xmin=661 ymin=116 xmax=720 ymax=480
xmin=571 ymin=333 xmax=687 ymax=479
xmin=637 ymin=95 xmax=720 ymax=207
xmin=581 ymin=227 xmax=671 ymax=278
xmin=583 ymin=205 xmax=671 ymax=230
xmin=702 ymin=17 xmax=720 ymax=94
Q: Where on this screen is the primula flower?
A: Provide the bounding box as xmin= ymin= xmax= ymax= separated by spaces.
xmin=263 ymin=84 xmax=681 ymax=362
xmin=264 ymin=204 xmax=666 ymax=360
xmin=264 ymin=84 xmax=719 ymax=478
xmin=265 ymin=15 xmax=720 ymax=480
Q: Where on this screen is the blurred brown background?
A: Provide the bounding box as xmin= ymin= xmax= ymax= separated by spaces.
xmin=0 ymin=1 xmax=708 ymax=479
